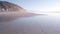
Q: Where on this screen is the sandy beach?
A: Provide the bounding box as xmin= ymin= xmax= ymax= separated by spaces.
xmin=1 ymin=13 xmax=60 ymax=34
xmin=0 ymin=11 xmax=40 ymax=22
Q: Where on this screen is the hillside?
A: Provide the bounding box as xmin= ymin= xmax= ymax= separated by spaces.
xmin=0 ymin=1 xmax=39 ymax=22
xmin=0 ymin=1 xmax=25 ymax=12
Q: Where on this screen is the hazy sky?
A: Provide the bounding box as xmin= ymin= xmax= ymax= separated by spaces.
xmin=1 ymin=0 xmax=60 ymax=11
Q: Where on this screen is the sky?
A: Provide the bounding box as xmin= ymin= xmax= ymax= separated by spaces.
xmin=1 ymin=0 xmax=60 ymax=11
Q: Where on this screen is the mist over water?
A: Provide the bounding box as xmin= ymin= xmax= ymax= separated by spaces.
xmin=0 ymin=13 xmax=60 ymax=34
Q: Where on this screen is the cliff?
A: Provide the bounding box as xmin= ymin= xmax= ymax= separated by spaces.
xmin=0 ymin=1 xmax=25 ymax=12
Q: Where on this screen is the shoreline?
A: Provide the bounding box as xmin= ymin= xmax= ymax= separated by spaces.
xmin=0 ymin=11 xmax=40 ymax=22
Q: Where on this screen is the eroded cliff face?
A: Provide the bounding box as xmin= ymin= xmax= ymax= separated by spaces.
xmin=0 ymin=1 xmax=25 ymax=12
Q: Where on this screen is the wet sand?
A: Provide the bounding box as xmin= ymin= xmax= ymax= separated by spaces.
xmin=0 ymin=12 xmax=46 ymax=34
xmin=0 ymin=11 xmax=43 ymax=22
xmin=1 ymin=12 xmax=60 ymax=34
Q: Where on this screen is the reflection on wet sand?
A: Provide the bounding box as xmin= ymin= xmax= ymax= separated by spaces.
xmin=0 ymin=12 xmax=47 ymax=34
xmin=0 ymin=12 xmax=20 ymax=22
xmin=0 ymin=12 xmax=45 ymax=22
